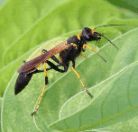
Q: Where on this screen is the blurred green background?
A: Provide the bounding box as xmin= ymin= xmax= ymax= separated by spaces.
xmin=0 ymin=0 xmax=138 ymax=131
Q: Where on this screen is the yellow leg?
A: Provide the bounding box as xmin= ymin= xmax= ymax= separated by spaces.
xmin=31 ymin=63 xmax=48 ymax=116
xmin=86 ymin=44 xmax=97 ymax=52
xmin=84 ymin=44 xmax=107 ymax=63
xmin=31 ymin=86 xmax=47 ymax=116
xmin=71 ymin=67 xmax=93 ymax=98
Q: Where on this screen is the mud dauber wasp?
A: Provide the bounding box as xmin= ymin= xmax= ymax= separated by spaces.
xmin=15 ymin=24 xmax=121 ymax=116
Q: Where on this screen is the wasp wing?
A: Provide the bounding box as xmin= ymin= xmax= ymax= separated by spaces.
xmin=18 ymin=41 xmax=70 ymax=73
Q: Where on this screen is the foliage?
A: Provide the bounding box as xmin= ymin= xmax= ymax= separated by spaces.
xmin=0 ymin=0 xmax=138 ymax=131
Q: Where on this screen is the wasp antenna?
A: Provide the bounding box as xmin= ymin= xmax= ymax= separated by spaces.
xmin=96 ymin=52 xmax=107 ymax=63
xmin=100 ymin=34 xmax=119 ymax=50
xmin=94 ymin=24 xmax=127 ymax=29
xmin=86 ymin=44 xmax=107 ymax=63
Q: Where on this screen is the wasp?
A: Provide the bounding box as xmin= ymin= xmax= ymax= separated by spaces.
xmin=15 ymin=24 xmax=119 ymax=115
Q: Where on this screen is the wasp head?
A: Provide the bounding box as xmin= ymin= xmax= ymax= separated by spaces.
xmin=82 ymin=27 xmax=101 ymax=41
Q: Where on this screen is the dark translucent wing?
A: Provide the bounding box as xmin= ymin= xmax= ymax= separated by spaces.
xmin=18 ymin=53 xmax=48 ymax=73
xmin=18 ymin=41 xmax=69 ymax=73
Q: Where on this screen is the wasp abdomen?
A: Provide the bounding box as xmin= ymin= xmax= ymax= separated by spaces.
xmin=15 ymin=72 xmax=33 ymax=95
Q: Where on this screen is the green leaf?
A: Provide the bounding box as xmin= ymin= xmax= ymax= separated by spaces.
xmin=1 ymin=0 xmax=138 ymax=131
xmin=0 ymin=0 xmax=5 ymax=7
xmin=51 ymin=61 xmax=138 ymax=131
xmin=0 ymin=0 xmax=69 ymax=68
xmin=107 ymin=0 xmax=138 ymax=13
xmin=0 ymin=97 xmax=2 ymax=132
xmin=2 ymin=27 xmax=138 ymax=131
xmin=104 ymin=116 xmax=138 ymax=132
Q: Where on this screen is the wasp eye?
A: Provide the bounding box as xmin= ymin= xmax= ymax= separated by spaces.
xmin=82 ymin=27 xmax=93 ymax=41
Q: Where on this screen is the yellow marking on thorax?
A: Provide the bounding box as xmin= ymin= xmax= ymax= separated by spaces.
xmin=77 ymin=33 xmax=82 ymax=40
xmin=91 ymin=28 xmax=96 ymax=34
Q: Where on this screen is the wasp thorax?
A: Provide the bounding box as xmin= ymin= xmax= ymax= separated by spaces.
xmin=67 ymin=35 xmax=84 ymax=46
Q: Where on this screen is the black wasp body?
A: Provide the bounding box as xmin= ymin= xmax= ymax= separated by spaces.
xmin=15 ymin=27 xmax=102 ymax=95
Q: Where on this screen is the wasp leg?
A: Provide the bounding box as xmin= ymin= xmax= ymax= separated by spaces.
xmin=72 ymin=59 xmax=76 ymax=68
xmin=84 ymin=44 xmax=107 ymax=63
xmin=46 ymin=60 xmax=68 ymax=73
xmin=31 ymin=60 xmax=69 ymax=115
xmin=71 ymin=61 xmax=93 ymax=98
xmin=42 ymin=49 xmax=69 ymax=72
xmin=42 ymin=49 xmax=60 ymax=64
xmin=31 ymin=64 xmax=48 ymax=116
